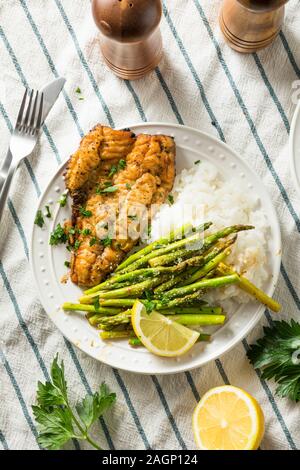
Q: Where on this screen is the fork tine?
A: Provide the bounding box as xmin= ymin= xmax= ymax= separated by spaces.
xmin=23 ymin=89 xmax=34 ymax=130
xmin=35 ymin=92 xmax=44 ymax=133
xmin=16 ymin=89 xmax=28 ymax=128
xmin=29 ymin=91 xmax=39 ymax=133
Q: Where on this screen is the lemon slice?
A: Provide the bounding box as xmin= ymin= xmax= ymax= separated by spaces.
xmin=131 ymin=300 xmax=199 ymax=357
xmin=192 ymin=385 xmax=265 ymax=450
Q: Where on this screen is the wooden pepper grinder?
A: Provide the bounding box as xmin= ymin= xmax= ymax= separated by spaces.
xmin=219 ymin=0 xmax=289 ymax=53
xmin=92 ymin=0 xmax=163 ymax=80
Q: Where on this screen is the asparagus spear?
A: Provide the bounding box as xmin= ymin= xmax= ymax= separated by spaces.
xmin=116 ymin=222 xmax=213 ymax=274
xmin=128 ymin=333 xmax=212 ymax=347
xmin=154 ymin=291 xmax=205 ymax=309
xmin=91 ymin=255 xmax=206 ymax=292
xmin=100 ymin=330 xmax=134 ymax=340
xmin=149 ymin=226 xmax=251 ymax=268
xmin=94 ymin=276 xmax=170 ymax=300
xmin=114 ymin=222 xmax=195 ymax=273
xmin=217 ymin=262 xmax=281 ymax=313
xmin=62 ymin=302 xmax=122 ymax=315
xmin=156 ymin=274 xmax=239 ymax=301
xmin=154 ymin=267 xmax=199 ymax=293
xmin=161 ymin=306 xmax=223 ymax=315
xmin=98 ymin=312 xmax=225 ymax=330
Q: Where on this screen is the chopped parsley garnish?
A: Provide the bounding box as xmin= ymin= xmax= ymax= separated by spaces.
xmin=68 ymin=227 xmax=76 ymax=235
xmin=58 ymin=193 xmax=68 ymax=207
xmin=98 ymin=185 xmax=119 ymax=194
xmin=89 ymin=237 xmax=98 ymax=247
xmin=75 ymin=87 xmax=81 ymax=94
xmin=75 ymin=87 xmax=84 ymax=100
xmin=194 ymin=160 xmax=201 ymax=165
xmin=79 ymin=206 xmax=92 ymax=217
xmin=45 ymin=205 xmax=52 ymax=218
xmin=147 ymin=225 xmax=152 ymax=237
xmin=81 ymin=228 xmax=91 ymax=236
xmin=108 ymin=159 xmax=126 ymax=178
xmin=125 ymin=183 xmax=131 ymax=190
xmin=49 ymin=224 xmax=67 ymax=246
xmin=74 ymin=240 xmax=81 ymax=251
xmin=128 ymin=215 xmax=137 ymax=221
xmin=34 ymin=210 xmax=44 ymax=228
xmin=64 ymin=261 xmax=70 ymax=268
xmin=101 ymin=236 xmax=112 ymax=247
xmin=167 ymin=195 xmax=174 ymax=205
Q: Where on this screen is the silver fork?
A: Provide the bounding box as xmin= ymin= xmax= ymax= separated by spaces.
xmin=0 ymin=89 xmax=43 ymax=223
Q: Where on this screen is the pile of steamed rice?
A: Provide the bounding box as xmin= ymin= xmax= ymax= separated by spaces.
xmin=150 ymin=161 xmax=270 ymax=312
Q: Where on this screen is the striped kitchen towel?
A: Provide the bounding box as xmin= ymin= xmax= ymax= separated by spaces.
xmin=0 ymin=0 xmax=300 ymax=450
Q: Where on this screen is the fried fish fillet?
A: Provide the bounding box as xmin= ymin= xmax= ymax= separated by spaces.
xmin=65 ymin=125 xmax=176 ymax=287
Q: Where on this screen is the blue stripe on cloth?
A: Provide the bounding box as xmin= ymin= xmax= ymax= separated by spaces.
xmin=162 ymin=3 xmax=225 ymax=142
xmin=0 ymin=430 xmax=9 ymax=450
xmin=155 ymin=67 xmax=184 ymax=125
xmin=63 ymin=339 xmax=115 ymax=450
xmin=0 ymin=101 xmax=40 ymax=196
xmin=7 ymin=199 xmax=29 ymax=259
xmin=242 ymin=339 xmax=297 ymax=450
xmin=18 ymin=0 xmax=84 ymax=137
xmin=0 ymin=261 xmax=50 ymax=381
xmin=192 ymin=0 xmax=300 ymax=232
xmin=0 ymin=348 xmax=40 ymax=446
xmin=52 ymin=0 xmax=114 ymax=128
xmin=279 ymin=31 xmax=300 ymax=77
xmin=0 ymin=26 xmax=62 ymax=164
xmin=113 ymin=369 xmax=151 ymax=449
xmin=151 ymin=375 xmax=187 ymax=450
xmin=125 ymin=81 xmax=147 ymax=122
xmin=280 ymin=263 xmax=300 ymax=310
xmin=184 ymin=372 xmax=200 ymax=402
xmin=252 ymin=53 xmax=290 ymax=134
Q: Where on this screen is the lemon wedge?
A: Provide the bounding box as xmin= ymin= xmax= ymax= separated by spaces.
xmin=192 ymin=385 xmax=265 ymax=450
xmin=131 ymin=300 xmax=199 ymax=357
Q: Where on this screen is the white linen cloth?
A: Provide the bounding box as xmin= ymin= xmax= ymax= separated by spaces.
xmin=0 ymin=0 xmax=300 ymax=450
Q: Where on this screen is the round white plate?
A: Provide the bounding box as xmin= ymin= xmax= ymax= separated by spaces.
xmin=30 ymin=123 xmax=281 ymax=375
xmin=290 ymin=101 xmax=300 ymax=198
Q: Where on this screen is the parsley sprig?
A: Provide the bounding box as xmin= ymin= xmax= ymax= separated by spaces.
xmin=248 ymin=320 xmax=300 ymax=402
xmin=32 ymin=355 xmax=116 ymax=450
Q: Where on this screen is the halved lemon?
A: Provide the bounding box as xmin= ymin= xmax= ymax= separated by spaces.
xmin=192 ymin=385 xmax=265 ymax=450
xmin=131 ymin=300 xmax=199 ymax=357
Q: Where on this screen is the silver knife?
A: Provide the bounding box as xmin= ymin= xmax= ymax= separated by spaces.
xmin=41 ymin=77 xmax=66 ymax=125
xmin=0 ymin=77 xmax=65 ymax=197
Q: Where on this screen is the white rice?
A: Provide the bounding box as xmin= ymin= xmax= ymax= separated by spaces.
xmin=151 ymin=161 xmax=270 ymax=309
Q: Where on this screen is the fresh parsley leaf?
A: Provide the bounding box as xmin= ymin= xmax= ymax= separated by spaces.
xmin=81 ymin=228 xmax=91 ymax=236
xmin=167 ymin=195 xmax=174 ymax=205
xmin=58 ymin=193 xmax=68 ymax=207
xmin=75 ymin=87 xmax=82 ymax=94
xmin=125 ymin=183 xmax=131 ymax=190
xmin=248 ymin=320 xmax=300 ymax=402
xmin=64 ymin=261 xmax=70 ymax=268
xmin=147 ymin=225 xmax=152 ymax=237
xmin=32 ymin=355 xmax=116 ymax=450
xmin=68 ymin=227 xmax=76 ymax=235
xmin=45 ymin=205 xmax=52 ymax=218
xmin=79 ymin=206 xmax=92 ymax=217
xmin=89 ymin=237 xmax=98 ymax=247
xmin=76 ymin=384 xmax=116 ymax=430
xmin=108 ymin=160 xmax=126 ymax=178
xmin=194 ymin=160 xmax=201 ymax=165
xmin=34 ymin=210 xmax=45 ymax=228
xmin=101 ymin=236 xmax=112 ymax=247
xmin=49 ymin=224 xmax=67 ymax=246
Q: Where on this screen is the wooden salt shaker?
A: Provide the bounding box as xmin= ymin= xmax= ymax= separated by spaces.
xmin=219 ymin=0 xmax=289 ymax=53
xmin=92 ymin=0 xmax=163 ymax=80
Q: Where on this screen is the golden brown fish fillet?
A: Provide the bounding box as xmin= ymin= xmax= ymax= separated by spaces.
xmin=65 ymin=125 xmax=175 ymax=287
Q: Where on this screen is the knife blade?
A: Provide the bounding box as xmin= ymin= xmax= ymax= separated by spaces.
xmin=41 ymin=77 xmax=66 ymax=125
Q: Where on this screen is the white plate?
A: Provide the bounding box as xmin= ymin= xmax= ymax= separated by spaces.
xmin=290 ymin=101 xmax=300 ymax=198
xmin=30 ymin=123 xmax=281 ymax=375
